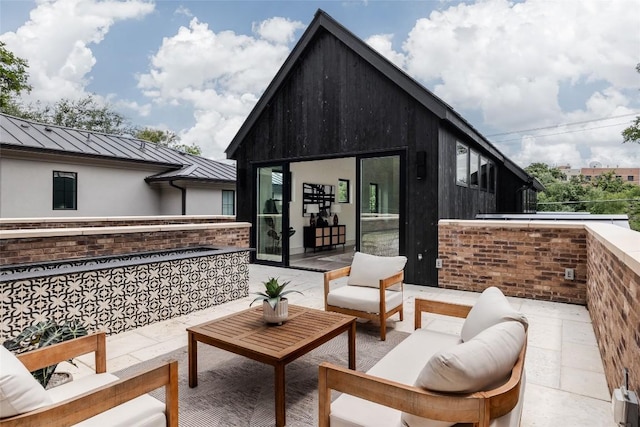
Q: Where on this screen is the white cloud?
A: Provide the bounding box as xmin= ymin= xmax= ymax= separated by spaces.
xmin=364 ymin=0 xmax=640 ymax=168
xmin=365 ymin=34 xmax=405 ymax=69
xmin=174 ymin=5 xmax=192 ymax=17
xmin=251 ymin=16 xmax=305 ymax=44
xmin=113 ymin=99 xmax=152 ymax=117
xmin=137 ymin=16 xmax=304 ymax=158
xmin=0 ymin=0 xmax=154 ymax=103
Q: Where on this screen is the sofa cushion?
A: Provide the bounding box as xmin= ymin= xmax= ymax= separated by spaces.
xmin=347 ymin=252 xmax=407 ymax=288
xmin=47 ymin=372 xmax=166 ymax=427
xmin=415 ymin=321 xmax=526 ymax=393
xmin=327 ymin=285 xmax=404 ymax=314
xmin=0 ymin=345 xmax=53 ymax=418
xmin=460 ymin=287 xmax=527 ymax=342
xmin=330 ymin=329 xmax=461 ymax=427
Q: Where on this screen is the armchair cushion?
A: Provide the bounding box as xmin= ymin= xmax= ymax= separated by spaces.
xmin=460 ymin=286 xmax=528 ymax=342
xmin=347 ymin=252 xmax=407 ymax=288
xmin=326 ymin=285 xmax=404 ymax=314
xmin=48 ymin=373 xmax=165 ymax=427
xmin=0 ymin=346 xmax=52 ymax=418
xmin=415 ymin=320 xmax=526 ymax=393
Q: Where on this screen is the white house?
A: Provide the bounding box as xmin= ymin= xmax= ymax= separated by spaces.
xmin=0 ymin=113 xmax=236 ymax=218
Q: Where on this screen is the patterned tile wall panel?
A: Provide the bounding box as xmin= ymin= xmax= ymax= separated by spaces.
xmin=0 ymin=251 xmax=249 ymax=340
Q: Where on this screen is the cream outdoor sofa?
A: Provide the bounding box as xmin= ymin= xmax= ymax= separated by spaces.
xmin=324 ymin=252 xmax=408 ymax=341
xmin=319 ymin=287 xmax=528 ymax=427
xmin=0 ymin=332 xmax=178 ymax=427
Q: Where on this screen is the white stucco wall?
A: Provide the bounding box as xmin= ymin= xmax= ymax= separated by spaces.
xmin=289 ymin=158 xmax=356 ymax=253
xmin=157 ymin=183 xmax=236 ymax=216
xmin=186 ymin=185 xmax=235 ymax=215
xmin=159 ymin=186 xmax=182 ymax=216
xmin=0 ymin=156 xmax=164 ymax=218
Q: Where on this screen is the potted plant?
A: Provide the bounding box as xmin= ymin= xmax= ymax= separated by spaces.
xmin=250 ymin=277 xmax=302 ymax=325
xmin=3 ymin=319 xmax=88 ymax=388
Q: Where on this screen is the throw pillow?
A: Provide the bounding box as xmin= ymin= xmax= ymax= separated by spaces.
xmin=460 ymin=286 xmax=528 ymax=342
xmin=415 ymin=320 xmax=526 ymax=393
xmin=0 ymin=345 xmax=52 ymax=418
xmin=347 ymin=251 xmax=407 ymax=288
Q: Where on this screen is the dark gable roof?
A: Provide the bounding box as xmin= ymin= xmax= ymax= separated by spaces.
xmin=0 ymin=113 xmax=235 ymax=183
xmin=225 ymin=9 xmax=542 ymax=191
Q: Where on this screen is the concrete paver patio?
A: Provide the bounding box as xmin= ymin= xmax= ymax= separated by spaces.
xmin=68 ymin=264 xmax=614 ymax=426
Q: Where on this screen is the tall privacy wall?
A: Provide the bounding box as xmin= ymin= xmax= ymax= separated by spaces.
xmin=438 ymin=220 xmax=640 ymax=397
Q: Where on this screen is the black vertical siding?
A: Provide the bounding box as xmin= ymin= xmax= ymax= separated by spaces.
xmin=232 ymin=28 xmax=528 ymax=285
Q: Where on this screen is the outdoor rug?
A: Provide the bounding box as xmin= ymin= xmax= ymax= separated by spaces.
xmin=316 ymin=252 xmax=355 ymax=263
xmin=115 ymin=323 xmax=408 ymax=427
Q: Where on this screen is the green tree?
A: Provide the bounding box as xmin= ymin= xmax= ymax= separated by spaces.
xmin=134 ymin=128 xmax=201 ymax=156
xmin=21 ymin=95 xmax=131 ymax=134
xmin=591 ymin=171 xmax=632 ymax=193
xmin=0 ymin=41 xmax=32 ymax=111
xmin=10 ymin=95 xmax=203 ymax=156
xmin=524 ymin=163 xmax=566 ymax=186
xmin=527 ymin=163 xmax=640 ymax=231
xmin=621 ymin=63 xmax=640 ymax=144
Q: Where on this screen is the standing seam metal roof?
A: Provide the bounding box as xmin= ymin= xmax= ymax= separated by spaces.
xmin=0 ymin=113 xmax=236 ymax=182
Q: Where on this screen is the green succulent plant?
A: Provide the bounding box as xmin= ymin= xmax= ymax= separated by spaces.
xmin=3 ymin=320 xmax=88 ymax=388
xmin=250 ymin=277 xmax=303 ymax=309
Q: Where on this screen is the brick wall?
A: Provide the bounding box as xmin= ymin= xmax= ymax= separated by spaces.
xmin=586 ymin=231 xmax=640 ymax=396
xmin=0 ymin=224 xmax=250 ymax=265
xmin=438 ymin=220 xmax=639 ymax=396
xmin=438 ymin=221 xmax=588 ymax=304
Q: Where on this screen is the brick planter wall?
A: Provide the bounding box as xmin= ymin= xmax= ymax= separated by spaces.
xmin=1 ymin=249 xmax=250 ymax=340
xmin=586 ymin=230 xmax=640 ymax=396
xmin=438 ymin=221 xmax=588 ymax=304
xmin=0 ymin=223 xmax=250 ymax=265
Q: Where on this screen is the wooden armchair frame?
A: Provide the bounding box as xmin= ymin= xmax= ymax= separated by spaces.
xmin=0 ymin=332 xmax=178 ymax=427
xmin=324 ymin=266 xmax=404 ymax=341
xmin=319 ymin=298 xmax=527 ymax=427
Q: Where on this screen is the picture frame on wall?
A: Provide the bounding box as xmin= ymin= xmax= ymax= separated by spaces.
xmin=302 ymin=183 xmax=334 ymax=216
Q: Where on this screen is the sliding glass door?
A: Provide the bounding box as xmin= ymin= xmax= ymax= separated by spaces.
xmin=359 ymin=155 xmax=401 ymax=256
xmin=256 ymin=166 xmax=285 ymax=262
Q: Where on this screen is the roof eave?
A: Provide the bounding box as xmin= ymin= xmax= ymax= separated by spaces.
xmin=0 ymin=143 xmax=183 ymax=169
xmin=145 ymin=176 xmax=235 ymax=184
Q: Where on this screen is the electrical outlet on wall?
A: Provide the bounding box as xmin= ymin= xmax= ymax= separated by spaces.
xmin=435 ymin=258 xmax=443 ymax=269
xmin=564 ymin=268 xmax=575 ymax=280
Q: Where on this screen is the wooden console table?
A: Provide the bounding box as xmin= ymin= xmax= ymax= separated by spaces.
xmin=303 ymin=225 xmax=346 ymax=252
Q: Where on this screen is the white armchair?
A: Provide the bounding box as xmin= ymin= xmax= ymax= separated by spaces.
xmin=0 ymin=332 xmax=178 ymax=427
xmin=324 ymin=251 xmax=407 ymax=340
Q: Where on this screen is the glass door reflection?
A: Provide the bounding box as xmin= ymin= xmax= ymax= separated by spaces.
xmin=257 ymin=166 xmax=284 ymax=262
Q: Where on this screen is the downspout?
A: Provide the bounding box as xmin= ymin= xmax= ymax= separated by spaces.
xmin=169 ymin=180 xmax=186 ymax=215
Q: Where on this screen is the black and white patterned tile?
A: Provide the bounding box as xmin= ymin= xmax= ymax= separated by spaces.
xmin=0 ymin=250 xmax=250 ymax=341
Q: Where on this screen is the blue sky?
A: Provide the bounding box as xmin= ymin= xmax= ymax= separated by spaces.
xmin=1 ymin=0 xmax=639 ymax=168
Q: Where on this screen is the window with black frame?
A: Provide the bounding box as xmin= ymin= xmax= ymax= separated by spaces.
xmin=337 ymin=179 xmax=350 ymax=203
xmin=222 ymin=190 xmax=235 ymax=215
xmin=456 ymin=141 xmax=468 ymax=186
xmin=469 ymin=150 xmax=479 ymax=187
xmin=53 ymin=171 xmax=77 ymax=210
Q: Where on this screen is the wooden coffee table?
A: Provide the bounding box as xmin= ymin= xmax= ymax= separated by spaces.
xmin=187 ymin=305 xmax=357 ymax=427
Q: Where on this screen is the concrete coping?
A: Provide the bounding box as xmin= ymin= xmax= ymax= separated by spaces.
xmin=0 ymin=215 xmax=235 ymax=224
xmin=439 ymin=219 xmax=640 ymax=277
xmin=0 ymin=222 xmax=252 ymax=239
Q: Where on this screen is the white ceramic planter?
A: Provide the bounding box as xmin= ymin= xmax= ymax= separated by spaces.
xmin=263 ymin=299 xmax=288 ymax=325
